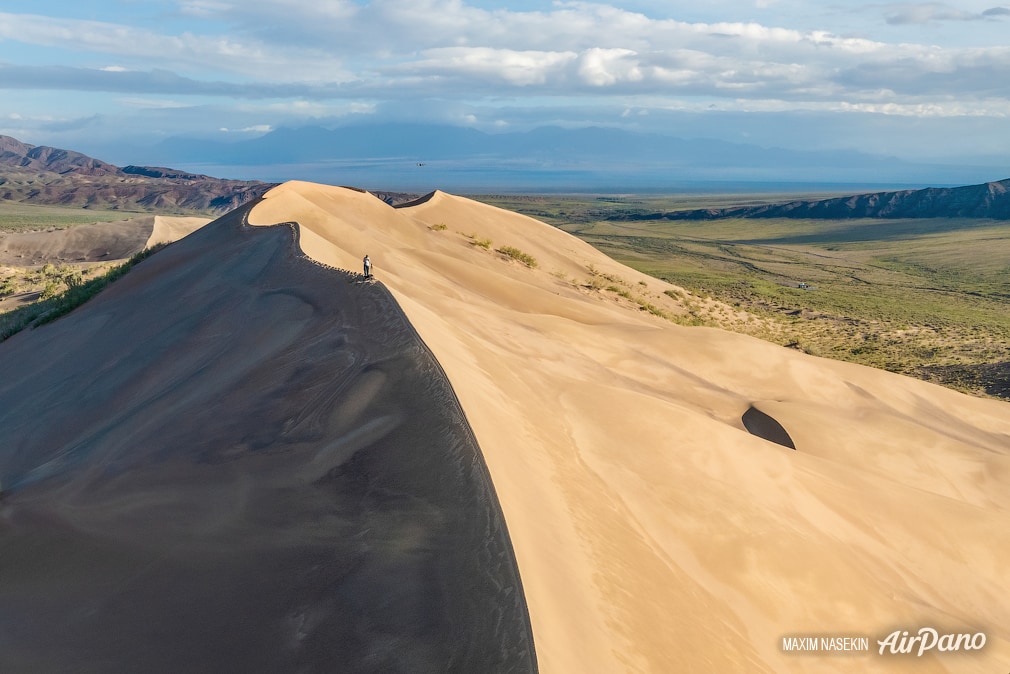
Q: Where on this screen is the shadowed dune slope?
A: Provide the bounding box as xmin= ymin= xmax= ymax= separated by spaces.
xmin=0 ymin=203 xmax=535 ymax=673
xmin=248 ymin=182 xmax=1010 ymax=673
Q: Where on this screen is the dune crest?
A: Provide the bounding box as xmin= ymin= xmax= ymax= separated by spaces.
xmin=248 ymin=181 xmax=1010 ymax=672
xmin=0 ymin=201 xmax=535 ymax=673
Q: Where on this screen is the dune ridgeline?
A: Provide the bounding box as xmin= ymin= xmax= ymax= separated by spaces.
xmin=1 ymin=181 xmax=1008 ymax=673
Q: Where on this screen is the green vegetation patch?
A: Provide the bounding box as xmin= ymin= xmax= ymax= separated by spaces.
xmin=0 ymin=201 xmax=139 ymax=233
xmin=475 ymin=193 xmax=1010 ymax=398
xmin=498 ymin=245 xmax=538 ymax=268
xmin=1 ymin=244 xmax=167 ymax=341
xmin=460 ymin=232 xmax=493 ymax=249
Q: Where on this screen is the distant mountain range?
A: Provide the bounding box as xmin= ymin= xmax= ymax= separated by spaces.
xmin=612 ymin=179 xmax=1010 ymax=221
xmin=152 ymin=123 xmax=887 ymax=168
xmin=149 ymin=123 xmax=913 ymax=178
xmin=3 ymin=132 xmax=1010 ymax=220
xmin=141 ymin=123 xmax=1009 ymax=189
xmin=0 ymin=135 xmax=275 ymax=214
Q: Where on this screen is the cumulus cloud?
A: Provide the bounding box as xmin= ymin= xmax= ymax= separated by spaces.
xmin=0 ymin=11 xmax=351 ymax=82
xmin=577 ymin=48 xmax=643 ymax=86
xmin=0 ymin=2 xmax=1009 ymax=121
xmin=398 ymin=48 xmax=578 ymax=86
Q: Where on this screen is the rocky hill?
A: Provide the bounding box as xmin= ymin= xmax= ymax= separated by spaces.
xmin=616 ymin=178 xmax=1010 ymax=221
xmin=0 ymin=135 xmax=276 ymax=215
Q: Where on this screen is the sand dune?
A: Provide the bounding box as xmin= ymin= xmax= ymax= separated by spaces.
xmin=0 ymin=215 xmax=208 ymax=266
xmin=146 ymin=215 xmax=212 ymax=249
xmin=1 ymin=180 xmax=1007 ymax=672
xmin=251 ymin=182 xmax=1010 ymax=673
xmin=0 ymin=203 xmax=534 ymax=673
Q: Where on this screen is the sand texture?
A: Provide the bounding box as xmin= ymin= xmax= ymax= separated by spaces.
xmin=0 ymin=203 xmax=535 ymax=673
xmin=0 ymin=215 xmax=209 ymax=266
xmin=1 ymin=180 xmax=1008 ymax=673
xmin=249 ymin=182 xmax=1010 ymax=673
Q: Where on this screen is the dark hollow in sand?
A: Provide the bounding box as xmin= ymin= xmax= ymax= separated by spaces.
xmin=0 ymin=203 xmax=537 ymax=673
xmin=742 ymin=406 xmax=796 ymax=450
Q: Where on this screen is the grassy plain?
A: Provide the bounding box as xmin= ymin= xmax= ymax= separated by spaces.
xmin=475 ymin=194 xmax=1010 ymax=398
xmin=1 ymin=247 xmax=165 ymax=341
xmin=0 ymin=202 xmax=160 ymax=339
xmin=0 ymin=201 xmax=140 ymax=233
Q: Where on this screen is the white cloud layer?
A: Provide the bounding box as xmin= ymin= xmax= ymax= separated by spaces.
xmin=1 ymin=1 xmax=1010 ymax=164
xmin=0 ymin=2 xmax=1008 ymax=113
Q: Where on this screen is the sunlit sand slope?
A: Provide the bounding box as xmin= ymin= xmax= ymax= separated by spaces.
xmin=0 ymin=202 xmax=535 ymax=673
xmin=249 ymin=182 xmax=1010 ymax=673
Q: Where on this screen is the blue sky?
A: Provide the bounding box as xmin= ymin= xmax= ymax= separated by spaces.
xmin=2 ymin=1 xmax=1010 ymax=172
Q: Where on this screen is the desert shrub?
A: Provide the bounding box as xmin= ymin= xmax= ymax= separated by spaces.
xmin=463 ymin=233 xmax=493 ymax=249
xmin=430 ymin=223 xmax=448 ymax=231
xmin=23 ymin=268 xmax=44 ymax=285
xmin=0 ymin=243 xmax=169 ymax=342
xmin=603 ymin=272 xmax=626 ymax=285
xmin=39 ymin=280 xmax=62 ymax=300
xmin=586 ymin=264 xmax=625 ymax=285
xmin=498 ymin=246 xmax=538 ymax=268
xmin=56 ymin=265 xmax=86 ymax=289
xmin=0 ymin=275 xmax=18 ymax=297
xmin=20 ymin=263 xmax=86 ymax=293
xmin=638 ymin=301 xmax=668 ymax=318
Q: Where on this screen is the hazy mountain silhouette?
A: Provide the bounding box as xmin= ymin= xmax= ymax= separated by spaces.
xmin=616 ymin=178 xmax=1010 ymax=221
xmin=149 ymin=123 xmax=915 ymax=174
xmin=138 ymin=122 xmax=1010 ymax=188
xmin=5 ymin=131 xmax=1010 ymax=213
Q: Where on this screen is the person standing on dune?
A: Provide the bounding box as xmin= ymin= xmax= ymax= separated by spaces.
xmin=363 ymin=254 xmax=372 ymax=279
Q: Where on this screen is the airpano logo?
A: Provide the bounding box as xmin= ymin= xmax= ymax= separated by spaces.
xmin=781 ymin=627 xmax=987 ymax=658
xmin=877 ymin=628 xmax=986 ymax=656
xmin=781 ymin=635 xmax=870 ymax=653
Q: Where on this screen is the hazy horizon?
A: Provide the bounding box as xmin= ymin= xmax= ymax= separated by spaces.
xmin=2 ymin=1 xmax=1010 ymax=188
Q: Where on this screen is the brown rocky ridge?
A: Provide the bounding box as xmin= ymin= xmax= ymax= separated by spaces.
xmin=611 ymin=178 xmax=1010 ymax=221
xmin=0 ymin=135 xmax=276 ymax=215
